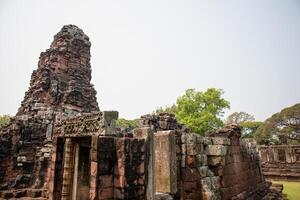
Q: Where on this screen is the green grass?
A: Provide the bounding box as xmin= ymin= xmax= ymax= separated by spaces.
xmin=272 ymin=181 xmax=300 ymax=200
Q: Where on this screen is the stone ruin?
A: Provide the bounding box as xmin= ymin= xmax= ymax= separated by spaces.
xmin=258 ymin=145 xmax=300 ymax=180
xmin=0 ymin=25 xmax=99 ymax=198
xmin=142 ymin=115 xmax=283 ymax=200
xmin=0 ymin=25 xmax=286 ymax=199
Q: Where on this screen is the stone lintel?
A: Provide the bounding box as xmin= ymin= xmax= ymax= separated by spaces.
xmin=55 ymin=111 xmax=118 ymax=137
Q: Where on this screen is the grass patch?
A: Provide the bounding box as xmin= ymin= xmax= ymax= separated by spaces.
xmin=272 ymin=181 xmax=300 ymax=200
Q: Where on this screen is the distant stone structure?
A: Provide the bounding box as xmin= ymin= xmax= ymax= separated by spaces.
xmin=258 ymin=145 xmax=300 ymax=180
xmin=0 ymin=25 xmax=285 ymax=200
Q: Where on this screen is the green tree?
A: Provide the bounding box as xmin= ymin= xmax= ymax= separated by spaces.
xmin=225 ymin=112 xmax=255 ymax=124
xmin=116 ymin=118 xmax=139 ymax=131
xmin=255 ymin=103 xmax=300 ymax=145
xmin=154 ymin=104 xmax=177 ymax=115
xmin=175 ymin=88 xmax=230 ymax=135
xmin=0 ymin=115 xmax=10 ymax=128
xmin=240 ymin=121 xmax=263 ymax=138
xmin=225 ymin=112 xmax=261 ymax=138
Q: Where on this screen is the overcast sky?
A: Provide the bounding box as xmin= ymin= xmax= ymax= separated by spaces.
xmin=0 ymin=0 xmax=299 ymax=121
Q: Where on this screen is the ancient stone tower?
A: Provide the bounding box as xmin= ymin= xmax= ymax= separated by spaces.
xmin=18 ymin=24 xmax=99 ymax=116
xmin=0 ymin=25 xmax=99 ymax=194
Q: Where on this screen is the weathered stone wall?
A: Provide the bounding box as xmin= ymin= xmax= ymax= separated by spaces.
xmin=206 ymin=126 xmax=266 ymax=200
xmin=259 ymin=145 xmax=300 ymax=180
xmin=141 ymin=113 xmax=283 ymax=200
xmin=97 ymin=136 xmax=146 ymax=200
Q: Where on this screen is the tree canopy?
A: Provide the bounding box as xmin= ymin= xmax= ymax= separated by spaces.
xmin=240 ymin=121 xmax=263 ymax=138
xmin=225 ymin=112 xmax=262 ymax=139
xmin=255 ymin=103 xmax=300 ymax=145
xmin=175 ymin=88 xmax=230 ymax=135
xmin=225 ymin=112 xmax=255 ymax=124
xmin=154 ymin=104 xmax=177 ymax=115
xmin=116 ymin=118 xmax=139 ymax=131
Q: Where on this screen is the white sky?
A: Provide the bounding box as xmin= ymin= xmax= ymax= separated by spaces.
xmin=0 ymin=0 xmax=299 ymax=121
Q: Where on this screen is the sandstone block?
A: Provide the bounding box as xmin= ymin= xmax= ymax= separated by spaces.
xmin=206 ymin=145 xmax=228 ymax=156
xmin=100 ymin=175 xmax=113 ymax=188
xmin=198 ymin=166 xmax=209 ymax=177
xmin=196 ymin=154 xmax=208 ymax=166
xmin=183 ymin=181 xmax=197 ymax=191
xmin=211 ymin=176 xmax=221 ymax=190
xmin=186 ymin=155 xmax=196 ymax=167
xmin=114 ymin=175 xmax=126 ymax=188
xmin=185 ymin=133 xmax=197 ymax=144
xmin=203 ymin=137 xmax=212 ymax=145
xmin=99 ymin=187 xmax=114 ymax=199
xmin=211 ymin=137 xmax=230 ymax=145
xmin=155 ymin=131 xmax=177 ymax=194
xmin=186 ymin=143 xmax=203 ymax=155
xmin=201 ymin=177 xmax=212 ymax=192
xmin=182 ymin=168 xmax=199 ymax=182
xmin=208 ymin=156 xmax=225 ymax=166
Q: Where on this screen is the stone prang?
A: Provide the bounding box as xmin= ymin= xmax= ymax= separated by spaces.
xmin=18 ymin=24 xmax=99 ymax=116
xmin=0 ymin=25 xmax=99 ymax=197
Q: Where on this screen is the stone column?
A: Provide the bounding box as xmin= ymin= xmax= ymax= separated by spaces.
xmin=61 ymin=138 xmax=74 ymax=200
xmin=72 ymin=144 xmax=79 ymax=200
xmin=154 ymin=130 xmax=177 ymax=194
xmin=48 ymin=137 xmax=58 ymax=200
xmin=90 ymin=135 xmax=98 ymax=200
xmin=133 ymin=127 xmax=155 ymax=200
xmin=286 ymin=146 xmax=292 ymax=163
xmin=272 ymin=147 xmax=278 ymax=162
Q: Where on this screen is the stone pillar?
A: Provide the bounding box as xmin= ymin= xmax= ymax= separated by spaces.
xmin=90 ymin=135 xmax=98 ymax=200
xmin=72 ymin=144 xmax=79 ymax=200
xmin=154 ymin=131 xmax=177 ymax=194
xmin=286 ymin=146 xmax=292 ymax=163
xmin=133 ymin=127 xmax=155 ymax=200
xmin=48 ymin=137 xmax=58 ymax=200
xmin=273 ymin=148 xmax=278 ymax=162
xmin=61 ymin=138 xmax=74 ymax=200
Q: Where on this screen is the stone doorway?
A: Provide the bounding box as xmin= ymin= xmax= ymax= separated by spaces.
xmin=52 ymin=137 xmax=91 ymax=200
xmin=72 ymin=138 xmax=91 ymax=200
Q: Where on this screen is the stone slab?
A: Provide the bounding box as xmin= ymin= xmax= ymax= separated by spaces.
xmin=154 ymin=131 xmax=177 ymax=194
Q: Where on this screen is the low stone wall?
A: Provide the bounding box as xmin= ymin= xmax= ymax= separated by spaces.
xmin=178 ymin=127 xmax=268 ymax=200
xmin=258 ymin=145 xmax=300 ymax=180
xmin=206 ymin=127 xmax=265 ymax=200
xmin=142 ymin=113 xmax=283 ymax=200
